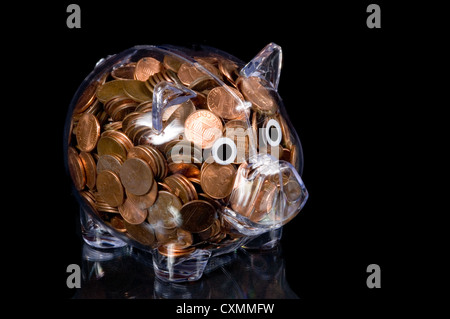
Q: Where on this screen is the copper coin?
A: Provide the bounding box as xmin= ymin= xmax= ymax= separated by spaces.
xmin=143 ymin=145 xmax=168 ymax=180
xmin=177 ymin=62 xmax=210 ymax=86
xmin=80 ymin=191 xmax=97 ymax=213
xmin=134 ymin=57 xmax=162 ymax=81
xmin=147 ymin=190 xmax=183 ymax=229
xmin=290 ymin=144 xmax=299 ymax=171
xmin=74 ymin=80 xmax=99 ymax=114
xmin=111 ymin=63 xmax=136 ymax=80
xmin=284 ymin=179 xmax=303 ymax=203
xmin=127 ymin=145 xmax=158 ymax=178
xmin=175 ymin=174 xmax=198 ymax=202
xmin=188 ymin=76 xmax=218 ymax=92
xmin=109 ymin=215 xmax=127 ymax=232
xmin=224 ymin=119 xmax=250 ymax=164
xmin=157 ymin=182 xmax=173 ymax=193
xmin=75 ymin=113 xmax=100 ymax=152
xmin=162 ymin=228 xmax=193 ymax=250
xmin=218 ymin=58 xmax=239 ymax=85
xmin=157 ymin=245 xmax=195 ymax=258
xmin=198 ymin=218 xmax=221 ymax=241
xmin=180 ymin=200 xmax=216 ymax=233
xmin=251 ymin=180 xmax=278 ymax=222
xmin=168 ymin=162 xmax=200 ymax=179
xmin=67 ymin=146 xmax=86 ymax=191
xmin=175 ymin=228 xmax=194 ymax=248
xmin=118 ymin=198 xmax=148 ymax=225
xmin=276 ymin=113 xmax=293 ymax=149
xmin=237 ymin=76 xmax=278 ymax=115
xmin=207 ymin=86 xmax=245 ymax=120
xmin=119 ymin=158 xmax=154 ymax=196
xmin=154 ymin=227 xmax=178 ymax=244
xmin=201 ymin=162 xmax=236 ymax=199
xmin=124 ymin=221 xmax=156 ymax=247
xmin=79 ymin=151 xmax=96 ymax=190
xmin=184 ymin=110 xmax=223 ymax=149
xmin=96 ymin=154 xmax=123 ymax=175
xmin=126 ymin=178 xmax=158 ymax=210
xmin=122 ymin=112 xmax=142 ymax=133
xmin=96 ymin=170 xmax=124 ymax=207
xmin=163 ymin=175 xmax=191 ymax=204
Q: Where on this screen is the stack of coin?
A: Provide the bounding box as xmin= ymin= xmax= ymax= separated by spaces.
xmin=68 ymin=50 xmax=303 ymax=258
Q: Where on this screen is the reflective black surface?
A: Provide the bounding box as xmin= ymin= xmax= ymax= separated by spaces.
xmin=73 ymin=243 xmax=298 ymax=299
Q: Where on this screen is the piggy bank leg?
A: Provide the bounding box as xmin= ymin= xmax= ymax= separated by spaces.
xmin=152 ymin=248 xmax=211 ymax=282
xmin=242 ymin=228 xmax=283 ymax=250
xmin=80 ymin=206 xmax=127 ymax=249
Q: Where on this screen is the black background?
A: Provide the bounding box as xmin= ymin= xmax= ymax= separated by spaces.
xmin=16 ymin=0 xmax=420 ymax=313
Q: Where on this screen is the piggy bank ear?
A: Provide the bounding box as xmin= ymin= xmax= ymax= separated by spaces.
xmin=240 ymin=43 xmax=282 ymax=91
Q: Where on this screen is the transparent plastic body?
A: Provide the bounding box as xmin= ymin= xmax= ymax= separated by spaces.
xmin=65 ymin=43 xmax=308 ymax=282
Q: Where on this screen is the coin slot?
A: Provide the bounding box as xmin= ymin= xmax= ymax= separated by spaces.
xmin=265 ymin=119 xmax=282 ymax=147
xmin=212 ymin=137 xmax=237 ymax=165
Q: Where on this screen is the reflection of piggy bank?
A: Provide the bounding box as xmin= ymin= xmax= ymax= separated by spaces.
xmin=65 ymin=43 xmax=308 ymax=282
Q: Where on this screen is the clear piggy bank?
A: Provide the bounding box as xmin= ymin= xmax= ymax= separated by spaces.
xmin=65 ymin=43 xmax=308 ymax=282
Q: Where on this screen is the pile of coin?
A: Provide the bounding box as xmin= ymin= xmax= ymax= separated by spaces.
xmin=68 ymin=50 xmax=300 ymax=257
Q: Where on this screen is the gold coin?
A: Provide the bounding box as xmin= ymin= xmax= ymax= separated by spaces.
xmin=163 ymin=54 xmax=183 ymax=72
xmin=96 ymin=80 xmax=126 ymax=103
xmin=97 ymin=135 xmax=127 ymax=161
xmin=96 ymin=130 xmax=133 ymax=161
xmin=122 ymin=80 xmax=152 ymax=103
